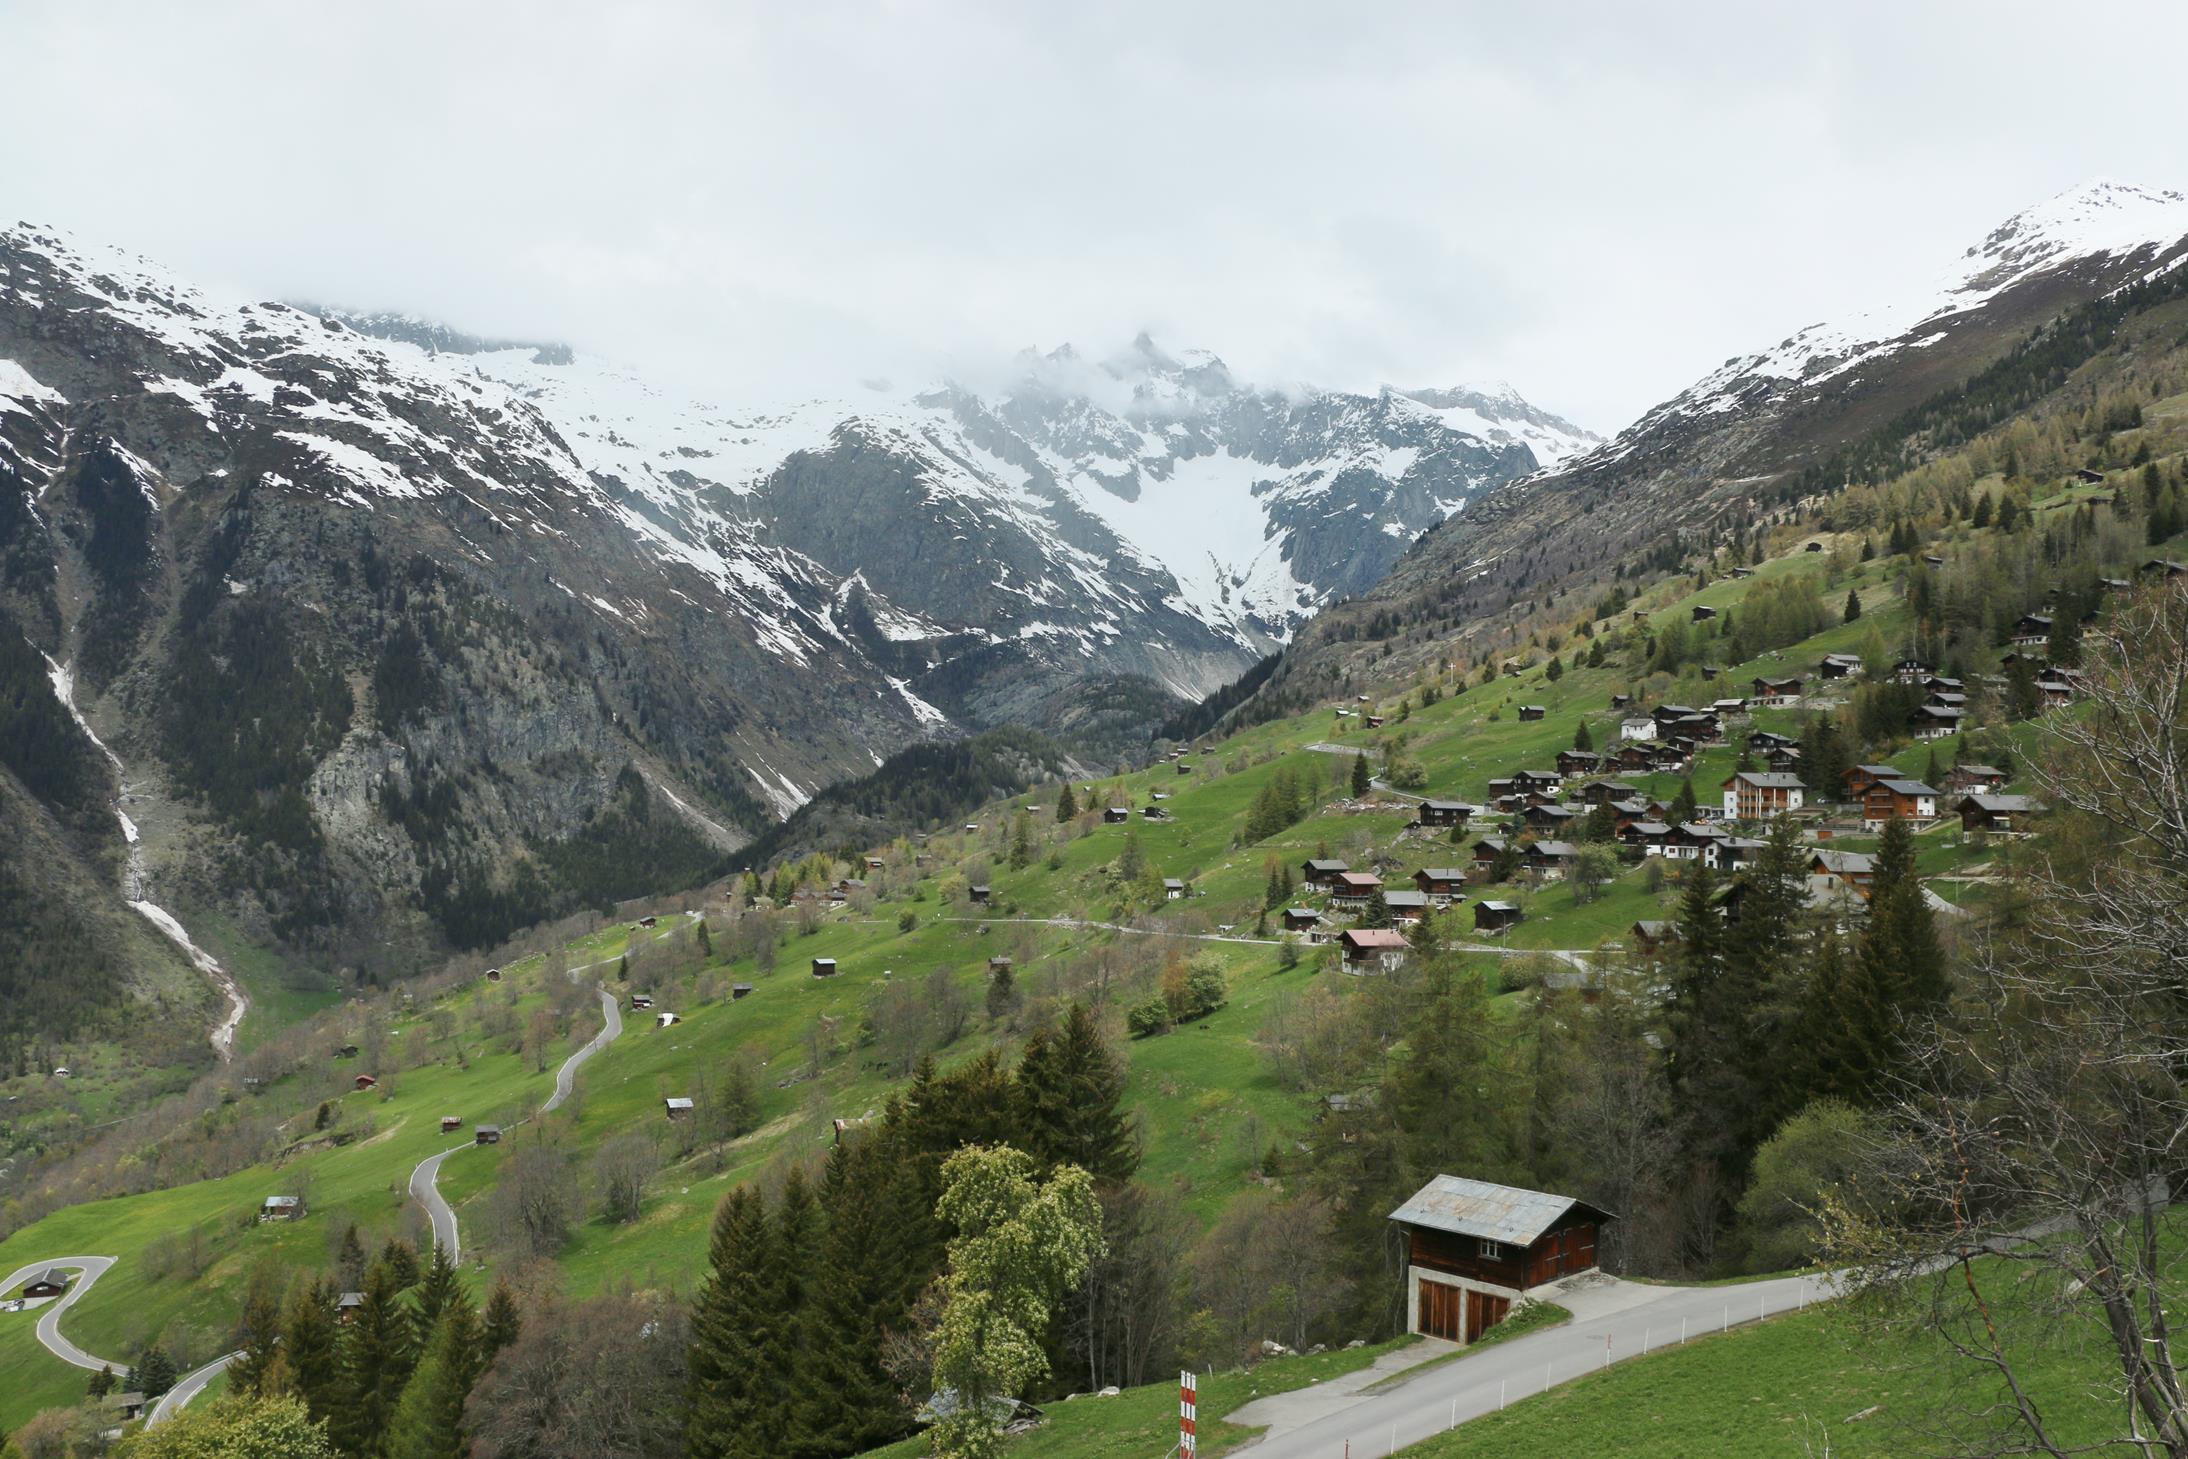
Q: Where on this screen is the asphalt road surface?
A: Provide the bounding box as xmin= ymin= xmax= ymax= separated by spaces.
xmin=1232 ymin=1272 xmax=1833 ymax=1459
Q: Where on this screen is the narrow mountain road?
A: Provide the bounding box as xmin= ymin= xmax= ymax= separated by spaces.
xmin=0 ymin=1257 xmax=117 ymax=1371
xmin=149 ymin=1352 xmax=238 ymax=1424
xmin=1232 ymin=1272 xmax=1835 ymax=1459
xmin=402 ymin=926 xmax=657 ymax=1270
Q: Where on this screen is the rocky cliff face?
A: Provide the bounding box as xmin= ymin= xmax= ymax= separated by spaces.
xmin=0 ymin=225 xmax=1589 ymax=985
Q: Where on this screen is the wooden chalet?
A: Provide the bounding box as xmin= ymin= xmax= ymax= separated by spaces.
xmin=1911 ymin=703 xmax=1966 ymax=741
xmin=1721 ymin=770 xmax=1805 ymax=820
xmin=1328 ymin=872 xmax=1384 ymax=908
xmin=1842 ymin=763 xmax=1902 ymax=800
xmin=475 ymin=1125 xmax=503 ymax=1145
xmin=353 ymin=1074 xmax=377 ymax=1091
xmin=1711 ymin=696 xmax=1749 ymax=716
xmin=1944 ymin=763 xmax=2008 ymax=794
xmin=1523 ymin=841 xmax=1578 ymax=881
xmin=2073 ymin=467 xmax=2106 ymax=484
xmin=2037 ymin=667 xmax=2083 ymax=706
xmin=629 ymin=993 xmax=654 ymax=1009
xmin=1609 ymin=692 xmax=1635 ymax=710
xmin=485 ymin=968 xmax=502 ymax=983
xmin=1619 ymin=819 xmax=1673 ymax=855
xmin=1391 ymin=1175 xmax=1611 ymax=1344
xmin=1691 ymin=604 xmax=1717 ymax=621
xmin=1750 ymin=675 xmax=1802 ymax=706
xmin=1862 ymin=778 xmax=1940 ymax=829
xmin=1518 ymin=705 xmax=1546 ymax=722
xmin=1340 ymin=928 xmax=1410 ymax=973
xmin=1891 ymin=658 xmax=1935 ymax=684
xmin=1413 ymin=868 xmax=1468 ymax=904
xmin=967 ymin=884 xmax=991 ymax=904
xmin=1556 ymin=749 xmax=1606 ymax=777
xmin=988 ymin=955 xmax=1013 ymax=975
xmin=1469 ymin=837 xmax=1511 ymax=880
xmin=1300 ymin=858 xmax=1350 ymax=890
xmin=1162 ymin=878 xmax=1188 ymax=901
xmin=111 ymin=1393 xmax=147 ymax=1422
xmin=260 ymin=1196 xmax=305 ymax=1222
xmin=1417 ymin=799 xmax=1476 ymax=829
xmin=337 ymin=1292 xmax=365 ymax=1324
xmin=1281 ymin=907 xmax=1326 ymax=938
xmin=1102 ymin=806 xmax=1131 ymax=824
xmin=1579 ymin=778 xmax=1639 ymax=807
xmin=1818 ymin=652 xmax=1862 ymax=680
xmin=1365 ymin=714 xmax=1386 ymax=728
xmin=1382 ymin=889 xmax=1430 ymax=923
xmin=1704 ymin=835 xmax=1767 ymax=872
xmin=1958 ymin=794 xmax=2041 ymax=834
xmin=664 ymin=1097 xmax=695 ymax=1121
xmin=19 ymin=1268 xmax=70 ymax=1300
xmin=1809 ymin=849 xmax=1878 ymax=900
xmin=1629 ymin=920 xmax=1679 ymax=955
xmin=811 ymin=957 xmax=839 ymax=978
xmin=2009 ymin=613 xmax=2053 ymax=647
xmin=1474 ymin=900 xmax=1523 ymax=933
xmin=1522 ymin=803 xmax=1579 ymax=832
xmin=440 ymin=1115 xmax=462 ymax=1133
xmin=731 ymin=983 xmax=754 ymax=1000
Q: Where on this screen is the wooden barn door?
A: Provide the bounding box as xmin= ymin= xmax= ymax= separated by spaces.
xmin=1416 ymin=1279 xmax=1464 ymax=1342
xmin=1466 ymin=1293 xmax=1511 ymax=1343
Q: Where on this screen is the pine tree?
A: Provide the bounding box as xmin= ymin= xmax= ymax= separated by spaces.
xmin=1843 ymin=586 xmax=1861 ymax=622
xmin=1116 ymin=828 xmax=1144 ymax=882
xmin=1546 ymin=655 xmax=1564 ymax=681
xmin=1672 ymin=776 xmax=1698 ymax=824
xmin=479 ymin=1281 xmax=521 ymax=1360
xmin=752 ymin=1168 xmax=819 ymax=1452
xmin=1351 ymin=752 xmax=1371 ymax=796
xmin=696 ymin=917 xmax=713 ymax=958
xmin=1971 ymin=493 xmax=1992 ymax=529
xmin=1573 ymin=720 xmax=1593 ymax=751
xmin=283 ymin=1279 xmax=342 ymax=1426
xmin=686 ymin=1187 xmax=776 ymax=1459
xmin=136 ymin=1344 xmax=179 ymax=1398
xmin=337 ymin=1225 xmax=367 ymax=1287
xmin=87 ymin=1364 xmax=115 ymax=1399
xmin=1056 ymin=783 xmax=1078 ymax=820
xmin=1361 ymin=887 xmax=1394 ymax=928
xmin=383 ymin=1293 xmax=480 ymax=1459
xmin=1009 ymin=812 xmax=1033 ymax=870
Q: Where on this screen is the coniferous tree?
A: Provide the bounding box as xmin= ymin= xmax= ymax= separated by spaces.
xmin=786 ymin=1141 xmax=923 ymax=1458
xmin=1865 ymin=816 xmax=1947 ymax=1012
xmin=1573 ymin=720 xmax=1594 ymax=751
xmin=410 ymin=1244 xmax=460 ymax=1353
xmin=1360 ymin=887 xmax=1393 ymax=929
xmin=378 ymin=1238 xmax=419 ymax=1292
xmin=479 ymin=1281 xmax=521 ymax=1360
xmin=87 ymin=1364 xmax=115 ymax=1399
xmin=1056 ymin=782 xmax=1078 ymax=820
xmin=283 ymin=1279 xmax=342 ymax=1426
xmin=383 ymin=1292 xmax=480 ymax=1459
xmin=753 ymin=1168 xmax=819 ymax=1452
xmin=333 ymin=1259 xmax=414 ymax=1457
xmin=337 ymin=1226 xmax=367 ymax=1287
xmin=1350 ymin=752 xmax=1371 ymax=797
xmin=1844 ymin=587 xmax=1862 ymax=622
xmin=1671 ymin=776 xmax=1698 ymax=823
xmin=1016 ymin=1003 xmax=1136 ymax=1185
xmin=134 ymin=1344 xmax=179 ymax=1399
xmin=229 ymin=1265 xmax=287 ymax=1398
xmin=686 ymin=1187 xmax=775 ymax=1459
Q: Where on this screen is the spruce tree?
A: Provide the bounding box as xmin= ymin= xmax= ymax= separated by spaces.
xmin=283 ymin=1279 xmax=342 ymax=1427
xmin=1865 ymin=817 xmax=1947 ymax=1011
xmin=753 ymin=1168 xmax=819 ymax=1452
xmin=410 ymin=1243 xmax=460 ymax=1353
xmin=1056 ymin=783 xmax=1078 ymax=820
xmin=383 ymin=1294 xmax=480 ymax=1459
xmin=786 ymin=1142 xmax=921 ymax=1458
xmin=1573 ymin=720 xmax=1594 ymax=751
xmin=229 ymin=1265 xmax=286 ymax=1398
xmin=479 ymin=1281 xmax=521 ymax=1360
xmin=1351 ymin=752 xmax=1371 ymax=796
xmin=1843 ymin=586 xmax=1862 ymax=622
xmin=1016 ymin=1003 xmax=1136 ymax=1185
xmin=333 ymin=1259 xmax=414 ymax=1458
xmin=1361 ymin=887 xmax=1394 ymax=928
xmin=685 ymin=1187 xmax=775 ymax=1459
xmin=379 ymin=1237 xmax=419 ymax=1291
xmin=87 ymin=1364 xmax=115 ymax=1399
xmin=135 ymin=1345 xmax=178 ymax=1399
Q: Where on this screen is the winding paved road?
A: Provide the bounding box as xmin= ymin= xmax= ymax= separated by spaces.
xmin=1231 ymin=1272 xmax=1834 ymax=1458
xmin=0 ymin=1257 xmax=116 ymax=1371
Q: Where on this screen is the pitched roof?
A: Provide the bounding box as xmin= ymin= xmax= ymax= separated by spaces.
xmin=1811 ymin=849 xmax=1877 ymax=875
xmin=1416 ymin=867 xmax=1467 ymax=880
xmin=1729 ymin=771 xmax=1806 ymax=789
xmin=1879 ymin=779 xmax=1938 ymax=796
xmin=1341 ymin=928 xmax=1410 ymax=950
xmin=1389 ymin=1174 xmax=1613 ymax=1246
xmin=1960 ymin=794 xmax=2041 ymax=814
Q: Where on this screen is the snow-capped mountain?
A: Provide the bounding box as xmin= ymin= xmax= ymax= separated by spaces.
xmin=0 ymin=221 xmax=1579 ymax=961
xmin=1347 ymin=176 xmax=2188 ymax=643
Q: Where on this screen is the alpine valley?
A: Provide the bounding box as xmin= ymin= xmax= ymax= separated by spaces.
xmin=0 ymin=220 xmax=1591 ymax=1048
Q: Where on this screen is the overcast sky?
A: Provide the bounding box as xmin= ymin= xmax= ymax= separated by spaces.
xmin=4 ymin=1 xmax=2185 ymax=434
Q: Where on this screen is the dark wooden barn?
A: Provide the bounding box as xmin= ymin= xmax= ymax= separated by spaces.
xmin=1389 ymin=1176 xmax=1613 ymax=1344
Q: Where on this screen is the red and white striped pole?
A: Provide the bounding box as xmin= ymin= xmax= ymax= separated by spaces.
xmin=1179 ymin=1370 xmax=1197 ymax=1457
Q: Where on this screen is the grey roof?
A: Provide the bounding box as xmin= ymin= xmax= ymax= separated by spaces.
xmin=1961 ymin=794 xmax=2040 ymax=813
xmin=1416 ymin=867 xmax=1468 ymax=880
xmin=1529 ymin=840 xmax=1578 ymax=858
xmin=1383 ymin=890 xmax=1430 ymax=908
xmin=1952 ymin=764 xmax=2005 ymax=778
xmin=1632 ymin=920 xmax=1677 ymax=938
xmin=1162 ymin=878 xmax=1186 ymax=889
xmin=1477 ymin=899 xmax=1520 ymax=913
xmin=1421 ymin=799 xmax=1475 ymax=812
xmin=1732 ymin=772 xmax=1806 ymax=788
xmin=338 ymin=1291 xmax=365 ymax=1308
xmin=1284 ymin=906 xmax=1322 ymax=920
xmin=1811 ymin=849 xmax=1877 ymax=874
xmin=1389 ymin=1174 xmax=1612 ymax=1246
xmin=1879 ymin=779 xmax=1939 ymax=795
xmin=262 ymin=1195 xmax=301 ymax=1208
xmin=1304 ymin=858 xmax=1349 ymax=872
xmin=664 ymin=1096 xmax=695 ymax=1110
xmin=33 ymin=1266 xmax=70 ymax=1287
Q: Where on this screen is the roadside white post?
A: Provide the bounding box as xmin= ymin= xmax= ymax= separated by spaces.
xmin=1644 ymin=1326 xmax=1650 ymax=1353
xmin=1723 ymin=1302 xmax=1729 ymax=1332
xmin=1178 ymin=1369 xmax=1195 ymax=1459
xmin=1499 ymin=1379 xmax=1506 ymax=1410
xmin=1681 ymin=1316 xmax=1687 ymax=1344
xmin=1603 ymin=1334 xmax=1611 ymax=1369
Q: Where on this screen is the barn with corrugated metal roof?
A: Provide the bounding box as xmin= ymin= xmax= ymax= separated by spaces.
xmin=1389 ymin=1175 xmax=1613 ymax=1343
